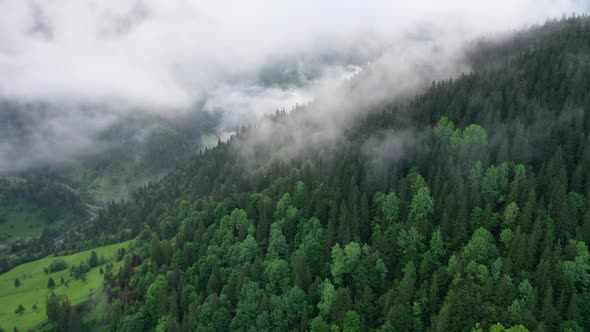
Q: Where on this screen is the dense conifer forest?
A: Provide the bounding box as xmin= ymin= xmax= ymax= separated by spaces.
xmin=10 ymin=15 xmax=590 ymax=332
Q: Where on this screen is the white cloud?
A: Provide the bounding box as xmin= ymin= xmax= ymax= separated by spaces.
xmin=0 ymin=0 xmax=586 ymax=172
xmin=0 ymin=0 xmax=585 ymax=108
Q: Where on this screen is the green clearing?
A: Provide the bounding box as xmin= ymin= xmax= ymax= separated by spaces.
xmin=0 ymin=200 xmax=79 ymax=242
xmin=0 ymin=241 xmax=132 ymax=331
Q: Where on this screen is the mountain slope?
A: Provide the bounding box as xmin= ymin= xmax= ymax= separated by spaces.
xmin=0 ymin=108 xmax=220 ymax=273
xmin=5 ymin=15 xmax=590 ymax=332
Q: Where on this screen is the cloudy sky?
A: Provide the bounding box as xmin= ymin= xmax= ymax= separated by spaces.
xmin=1 ymin=0 xmax=588 ymax=108
xmin=0 ymin=0 xmax=588 ymax=172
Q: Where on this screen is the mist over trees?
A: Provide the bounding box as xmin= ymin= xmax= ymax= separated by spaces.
xmin=0 ymin=0 xmax=585 ymax=176
xmin=1 ymin=0 xmax=590 ymax=330
xmin=20 ymin=16 xmax=589 ymax=332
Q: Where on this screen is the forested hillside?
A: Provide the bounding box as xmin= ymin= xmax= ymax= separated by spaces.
xmin=0 ymin=175 xmax=88 ymax=273
xmin=25 ymin=16 xmax=590 ymax=332
xmin=0 ymin=107 xmax=220 ymax=273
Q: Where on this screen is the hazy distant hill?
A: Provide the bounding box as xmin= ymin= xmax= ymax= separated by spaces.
xmin=0 ymin=105 xmax=219 ymax=272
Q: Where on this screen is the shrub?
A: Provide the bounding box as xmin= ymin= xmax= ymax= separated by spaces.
xmin=47 ymin=258 xmax=68 ymax=273
xmin=48 ymin=277 xmax=56 ymax=289
xmin=15 ymin=304 xmax=25 ymax=315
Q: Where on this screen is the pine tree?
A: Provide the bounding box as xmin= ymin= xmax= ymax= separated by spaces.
xmin=47 ymin=277 xmax=55 ymax=289
xmin=89 ymin=250 xmax=99 ymax=268
xmin=15 ymin=304 xmax=25 ymax=315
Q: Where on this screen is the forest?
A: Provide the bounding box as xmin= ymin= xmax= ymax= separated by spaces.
xmin=0 ymin=107 xmax=221 ymax=274
xmin=3 ymin=14 xmax=590 ymax=332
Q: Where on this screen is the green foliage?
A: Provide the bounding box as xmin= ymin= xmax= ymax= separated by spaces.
xmin=317 ymin=279 xmax=336 ymax=317
xmin=146 ymin=275 xmax=169 ymax=320
xmin=231 ymin=281 xmax=265 ymax=331
xmin=475 ymin=322 xmax=530 ymax=332
xmin=381 ymin=192 xmax=401 ymax=225
xmin=482 ymin=163 xmax=510 ymax=203
xmin=45 ymin=291 xmax=83 ymax=331
xmin=429 ymin=229 xmax=446 ymax=258
xmin=462 ymin=227 xmax=499 ymax=265
xmin=398 ymin=226 xmax=425 ymax=260
xmin=264 ymin=259 xmax=290 ymax=294
xmin=29 ymin=17 xmax=590 ymax=332
xmin=499 ymin=228 xmax=513 ymax=249
xmin=266 ymin=224 xmax=288 ymax=260
xmin=562 ymin=240 xmax=590 ymax=291
xmin=408 ymin=186 xmax=434 ymax=232
xmin=275 ymin=193 xmax=292 ymax=220
xmin=503 ymin=202 xmax=519 ymax=228
xmin=0 ymin=241 xmax=130 ymax=330
xmin=47 ymin=258 xmax=69 ymax=274
xmin=435 ymin=116 xmax=456 ymax=143
xmin=14 ymin=305 xmax=24 ymax=315
xmin=449 ymin=124 xmax=488 ymax=154
xmin=331 ymin=243 xmax=362 ymax=285
xmin=47 ymin=277 xmax=55 ymax=289
xmin=343 ymin=310 xmax=362 ymax=332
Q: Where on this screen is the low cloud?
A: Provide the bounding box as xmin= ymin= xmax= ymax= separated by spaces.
xmin=0 ymin=0 xmax=587 ymax=173
xmin=0 ymin=102 xmax=117 ymax=173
